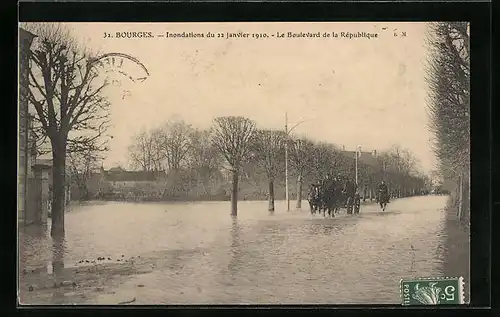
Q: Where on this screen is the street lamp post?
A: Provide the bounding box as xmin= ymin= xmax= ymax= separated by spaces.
xmin=355 ymin=146 xmax=361 ymax=186
xmin=284 ymin=113 xmax=311 ymax=212
xmin=285 ymin=113 xmax=289 ymax=212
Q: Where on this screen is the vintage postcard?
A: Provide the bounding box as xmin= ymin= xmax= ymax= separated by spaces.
xmin=18 ymin=22 xmax=470 ymax=305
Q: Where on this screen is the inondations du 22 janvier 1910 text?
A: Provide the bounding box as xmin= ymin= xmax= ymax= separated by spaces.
xmin=105 ymin=31 xmax=383 ymax=40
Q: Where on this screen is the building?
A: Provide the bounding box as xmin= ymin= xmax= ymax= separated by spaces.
xmin=86 ymin=167 xmax=168 ymax=199
xmin=341 ymin=149 xmax=380 ymax=168
xmin=18 ymin=28 xmax=37 ymax=225
xmin=101 ymin=166 xmax=167 ymax=186
xmin=36 ymin=158 xmax=72 ymax=207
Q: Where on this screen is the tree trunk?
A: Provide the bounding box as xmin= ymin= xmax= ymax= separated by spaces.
xmin=268 ymin=179 xmax=275 ymax=212
xmin=296 ymin=174 xmax=303 ymax=209
xmin=457 ymin=175 xmax=463 ymax=221
xmin=168 ymin=168 xmax=180 ymax=196
xmin=231 ymin=170 xmax=239 ymax=216
xmin=50 ymin=143 xmax=67 ymax=238
xmin=463 ymin=177 xmax=470 ymax=224
xmin=83 ymin=187 xmax=89 ymax=201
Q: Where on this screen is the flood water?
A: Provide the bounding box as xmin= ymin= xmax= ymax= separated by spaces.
xmin=19 ymin=196 xmax=451 ymax=304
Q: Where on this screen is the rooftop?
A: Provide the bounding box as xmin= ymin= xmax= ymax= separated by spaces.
xmin=340 ymin=150 xmax=380 ymax=168
xmin=103 ymin=167 xmax=167 ymax=182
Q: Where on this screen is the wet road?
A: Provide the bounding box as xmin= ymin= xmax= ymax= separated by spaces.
xmin=19 ymin=195 xmax=449 ymax=305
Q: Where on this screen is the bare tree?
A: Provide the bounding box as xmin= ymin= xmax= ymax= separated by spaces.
xmin=183 ymin=128 xmax=223 ymax=197
xmin=309 ymin=142 xmax=348 ymax=180
xmin=426 ymin=22 xmax=470 ymax=220
xmin=67 ymin=147 xmax=103 ymax=201
xmin=252 ymin=129 xmax=286 ymax=212
xmin=289 ymin=136 xmax=315 ymax=208
xmin=150 ymin=127 xmax=166 ymax=172
xmin=25 ymin=23 xmax=110 ymax=237
xmin=211 ymin=116 xmax=256 ymax=216
xmin=152 ymin=119 xmax=193 ymax=195
xmin=310 ymin=143 xmax=330 ymax=180
xmin=377 ymin=145 xmax=422 ymax=197
xmin=128 ymin=129 xmax=155 ymax=172
xmin=385 ymin=145 xmax=419 ymax=176
xmin=188 ymin=128 xmax=222 ymax=178
xmin=159 ymin=119 xmax=193 ymax=172
xmin=426 ymin=23 xmax=470 ymax=175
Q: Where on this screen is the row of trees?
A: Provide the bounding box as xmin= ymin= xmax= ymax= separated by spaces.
xmin=127 ymin=116 xmax=429 ymax=216
xmin=426 ymin=22 xmax=470 ymax=222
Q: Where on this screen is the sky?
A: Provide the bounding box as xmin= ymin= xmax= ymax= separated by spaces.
xmin=55 ymin=22 xmax=435 ymax=172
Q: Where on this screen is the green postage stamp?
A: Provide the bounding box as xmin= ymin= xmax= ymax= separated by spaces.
xmin=400 ymin=277 xmax=465 ymax=305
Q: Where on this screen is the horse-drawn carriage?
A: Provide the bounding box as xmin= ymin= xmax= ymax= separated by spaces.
xmin=307 ymin=181 xmax=361 ymax=217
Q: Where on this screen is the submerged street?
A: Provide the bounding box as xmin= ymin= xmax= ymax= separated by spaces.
xmin=19 ymin=195 xmax=451 ymax=305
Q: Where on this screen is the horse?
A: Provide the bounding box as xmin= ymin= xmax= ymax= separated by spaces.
xmin=308 ymin=183 xmax=335 ymax=217
xmin=319 ymin=181 xmax=339 ymax=218
xmin=308 ymin=185 xmax=322 ymax=215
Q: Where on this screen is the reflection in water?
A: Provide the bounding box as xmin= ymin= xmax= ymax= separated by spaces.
xmin=52 ymin=236 xmax=66 ymax=276
xmin=19 ymin=224 xmax=50 ymax=274
xmin=228 ymin=217 xmax=243 ymax=278
xmin=305 ymin=219 xmax=356 ymax=236
xmin=51 ymin=236 xmax=66 ymax=303
xmin=226 ymin=217 xmax=244 ymax=303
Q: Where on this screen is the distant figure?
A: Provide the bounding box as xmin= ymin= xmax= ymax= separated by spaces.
xmin=377 ymin=180 xmax=389 ymax=203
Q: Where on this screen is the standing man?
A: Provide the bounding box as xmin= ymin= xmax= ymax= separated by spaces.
xmin=377 ymin=180 xmax=389 ymax=203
